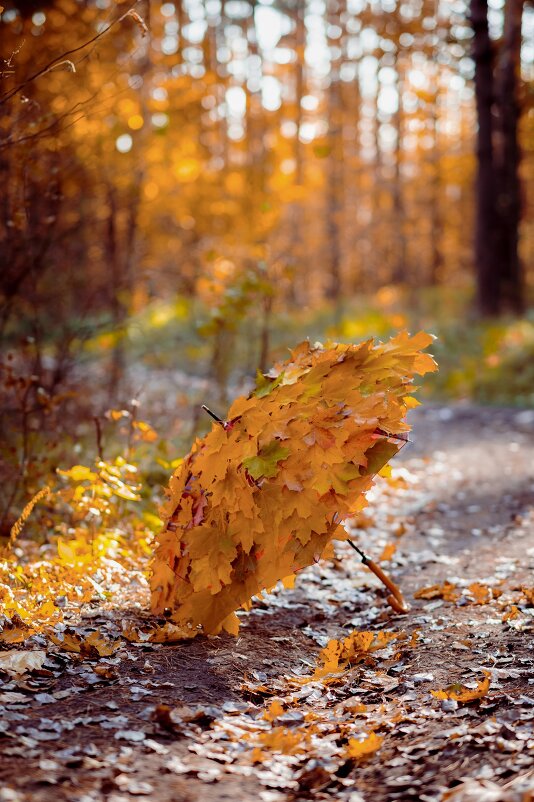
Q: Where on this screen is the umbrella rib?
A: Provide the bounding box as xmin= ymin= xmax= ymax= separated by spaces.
xmin=201 ymin=405 xmax=224 ymax=425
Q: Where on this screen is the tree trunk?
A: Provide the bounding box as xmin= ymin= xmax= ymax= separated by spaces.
xmin=471 ymin=0 xmax=500 ymax=316
xmin=494 ymin=0 xmax=524 ymax=313
xmin=391 ymin=63 xmax=407 ymax=285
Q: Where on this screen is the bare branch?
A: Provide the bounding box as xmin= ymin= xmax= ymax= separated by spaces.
xmin=0 ymin=3 xmax=146 ymax=106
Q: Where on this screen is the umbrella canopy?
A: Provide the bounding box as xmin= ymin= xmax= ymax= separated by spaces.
xmin=151 ymin=332 xmax=437 ymax=637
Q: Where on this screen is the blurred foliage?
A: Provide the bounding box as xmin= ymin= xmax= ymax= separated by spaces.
xmin=0 ymin=412 xmax=163 ymax=627
xmin=107 ymin=286 xmax=534 ymax=408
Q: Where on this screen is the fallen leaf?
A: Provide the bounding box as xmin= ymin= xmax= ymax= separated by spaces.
xmin=83 ymin=631 xmax=122 ymax=656
xmin=263 ymin=699 xmax=285 ymax=721
xmin=114 ymin=729 xmax=146 ymax=742
xmin=345 ymin=731 xmax=383 ymax=759
xmin=0 ymin=649 xmax=47 ymax=676
xmin=0 ymin=614 xmax=31 ymax=644
xmin=379 ymin=543 xmax=397 ymax=562
xmin=414 ymin=581 xmax=459 ymax=602
xmin=255 ymin=726 xmax=306 ymax=756
xmin=467 ymin=582 xmax=492 ymax=605
xmin=431 ymin=671 xmax=491 ymax=704
xmin=502 ymin=605 xmax=520 ymax=622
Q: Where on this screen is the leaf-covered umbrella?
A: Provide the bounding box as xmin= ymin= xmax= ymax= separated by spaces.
xmin=150 ymin=332 xmax=437 ymax=637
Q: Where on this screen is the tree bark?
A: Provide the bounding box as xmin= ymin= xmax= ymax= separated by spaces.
xmin=391 ymin=63 xmax=407 ymax=285
xmin=471 ymin=0 xmax=525 ymax=316
xmin=471 ymin=0 xmax=500 ymax=315
xmin=494 ymin=0 xmax=524 ymax=313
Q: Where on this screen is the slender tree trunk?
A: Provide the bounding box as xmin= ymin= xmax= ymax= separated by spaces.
xmin=429 ymin=9 xmax=443 ymax=287
xmin=494 ymin=0 xmax=524 ymax=313
xmin=106 ymin=184 xmax=124 ymax=402
xmin=371 ymin=57 xmax=383 ymax=290
xmin=392 ymin=62 xmax=407 ymax=285
xmin=471 ymin=0 xmax=500 ymax=315
xmin=429 ymin=97 xmax=443 ymax=286
xmin=325 ymin=78 xmax=342 ymax=302
xmin=325 ymin=0 xmax=344 ymax=304
xmin=287 ymin=0 xmax=306 ymax=306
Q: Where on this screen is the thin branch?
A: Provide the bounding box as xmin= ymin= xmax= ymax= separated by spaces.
xmin=0 ymin=4 xmax=143 ymax=106
xmin=93 ymin=416 xmax=104 ymax=461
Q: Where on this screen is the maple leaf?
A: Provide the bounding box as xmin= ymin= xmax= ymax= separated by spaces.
xmin=46 ymin=627 xmax=121 ymax=657
xmin=150 ymin=333 xmax=437 ymax=636
xmin=345 ymin=731 xmax=384 ymax=760
xmin=431 ymin=671 xmax=491 ymax=704
xmin=242 ymin=441 xmax=290 ymax=480
xmin=308 ymin=630 xmax=401 ymax=681
xmin=0 ymin=614 xmax=32 ymax=645
xmin=0 ymin=649 xmax=47 ymax=676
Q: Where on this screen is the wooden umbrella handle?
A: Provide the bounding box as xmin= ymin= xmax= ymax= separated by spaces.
xmin=364 ymin=558 xmax=410 ymax=614
xmin=347 ymin=539 xmax=410 ymax=614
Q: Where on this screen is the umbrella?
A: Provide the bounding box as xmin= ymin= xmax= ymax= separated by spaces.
xmin=150 ymin=331 xmax=437 ymax=637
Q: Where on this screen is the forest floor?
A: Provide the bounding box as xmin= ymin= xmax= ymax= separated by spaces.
xmin=1 ymin=405 xmax=533 ymax=802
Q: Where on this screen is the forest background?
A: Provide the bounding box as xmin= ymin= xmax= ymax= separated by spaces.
xmin=0 ymin=0 xmax=533 ymax=538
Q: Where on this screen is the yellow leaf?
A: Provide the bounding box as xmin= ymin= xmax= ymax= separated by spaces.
xmin=378 ymin=464 xmax=392 ymax=478
xmin=467 ymin=582 xmax=492 ymax=605
xmin=58 ymin=465 xmax=98 ymax=482
xmin=414 ymin=582 xmax=459 ymax=602
xmin=502 ymin=605 xmax=520 ymax=622
xmin=56 ymin=539 xmax=77 ymax=564
xmin=263 ymin=699 xmax=285 ymax=721
xmin=431 ymin=672 xmax=491 ymax=704
xmin=281 ymin=574 xmax=296 ymax=589
xmin=257 ymin=727 xmax=305 ymax=755
xmin=84 ymin=631 xmax=121 ymax=656
xmin=47 ymin=627 xmax=83 ymax=653
xmin=133 ymin=420 xmax=158 ymax=442
xmin=379 ymin=543 xmax=397 ymax=562
xmin=107 ymin=409 xmax=130 ymax=421
xmin=345 ymin=731 xmax=383 ymax=760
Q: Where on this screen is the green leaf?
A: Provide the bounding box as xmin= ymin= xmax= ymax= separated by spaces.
xmin=255 ymin=370 xmax=285 ymax=399
xmin=242 ymin=441 xmax=290 ymax=479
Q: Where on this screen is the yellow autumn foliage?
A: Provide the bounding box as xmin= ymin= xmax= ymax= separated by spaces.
xmin=150 ymin=332 xmax=437 ymax=636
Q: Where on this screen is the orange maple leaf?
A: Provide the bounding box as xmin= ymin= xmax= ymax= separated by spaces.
xmin=345 ymin=731 xmax=384 ymax=760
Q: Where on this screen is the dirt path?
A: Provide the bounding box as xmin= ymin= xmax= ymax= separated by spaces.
xmin=1 ymin=405 xmax=533 ymax=802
